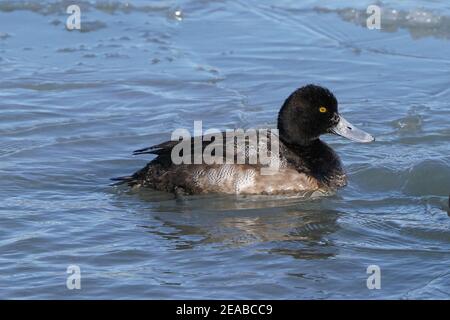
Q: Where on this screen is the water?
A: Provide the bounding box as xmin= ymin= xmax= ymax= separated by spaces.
xmin=1 ymin=0 xmax=450 ymax=299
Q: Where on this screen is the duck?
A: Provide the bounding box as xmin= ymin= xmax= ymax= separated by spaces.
xmin=113 ymin=84 xmax=374 ymax=195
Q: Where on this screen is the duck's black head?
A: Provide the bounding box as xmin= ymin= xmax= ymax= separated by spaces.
xmin=278 ymin=84 xmax=374 ymax=146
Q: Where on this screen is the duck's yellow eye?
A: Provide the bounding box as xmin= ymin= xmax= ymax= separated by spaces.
xmin=319 ymin=106 xmax=327 ymax=113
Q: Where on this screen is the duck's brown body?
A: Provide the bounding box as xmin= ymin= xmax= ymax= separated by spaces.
xmin=116 ymin=136 xmax=346 ymax=195
xmin=130 ymin=164 xmax=322 ymax=195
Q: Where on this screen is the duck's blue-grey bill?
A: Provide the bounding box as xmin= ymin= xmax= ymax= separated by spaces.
xmin=331 ymin=115 xmax=375 ymax=143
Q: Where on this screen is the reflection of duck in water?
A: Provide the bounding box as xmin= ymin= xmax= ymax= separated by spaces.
xmin=141 ymin=201 xmax=340 ymax=260
xmin=114 ymin=85 xmax=374 ymax=195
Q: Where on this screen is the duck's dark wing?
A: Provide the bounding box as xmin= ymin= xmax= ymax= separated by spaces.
xmin=132 ymin=131 xmax=278 ymax=161
xmin=110 ymin=140 xmax=181 ymax=186
xmin=112 ymin=131 xmax=279 ymax=186
xmin=132 ymin=140 xmax=181 ymax=156
xmin=131 ymin=134 xmax=225 ymax=161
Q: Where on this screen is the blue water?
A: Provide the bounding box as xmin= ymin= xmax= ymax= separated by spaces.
xmin=1 ymin=0 xmax=450 ymax=299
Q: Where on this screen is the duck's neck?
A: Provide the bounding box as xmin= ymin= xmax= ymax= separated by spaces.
xmin=278 ymin=129 xmax=318 ymax=148
xmin=280 ymin=137 xmax=346 ymax=188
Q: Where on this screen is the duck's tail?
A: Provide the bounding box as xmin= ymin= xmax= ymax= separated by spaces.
xmin=110 ymin=175 xmax=136 ymax=186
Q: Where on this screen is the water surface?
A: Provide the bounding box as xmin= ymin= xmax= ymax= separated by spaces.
xmin=1 ymin=0 xmax=450 ymax=299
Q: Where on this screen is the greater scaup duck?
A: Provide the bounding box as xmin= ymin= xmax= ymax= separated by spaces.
xmin=113 ymin=84 xmax=374 ymax=195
